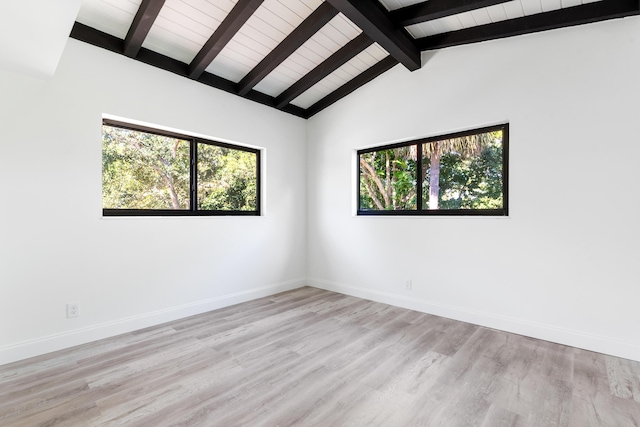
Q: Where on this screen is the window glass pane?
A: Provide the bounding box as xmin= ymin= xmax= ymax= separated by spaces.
xmin=102 ymin=125 xmax=190 ymax=209
xmin=359 ymin=146 xmax=418 ymax=210
xmin=422 ymin=130 xmax=503 ymax=210
xmin=197 ymin=144 xmax=257 ymax=211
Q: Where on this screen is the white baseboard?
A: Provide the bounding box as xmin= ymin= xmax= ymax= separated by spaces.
xmin=0 ymin=279 xmax=305 ymax=366
xmin=308 ymin=277 xmax=640 ymax=362
xmin=5 ymin=278 xmax=638 ymax=365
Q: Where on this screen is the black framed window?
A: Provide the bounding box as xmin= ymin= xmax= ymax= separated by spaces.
xmin=358 ymin=124 xmax=508 ymax=216
xmin=102 ymin=119 xmax=260 ymax=216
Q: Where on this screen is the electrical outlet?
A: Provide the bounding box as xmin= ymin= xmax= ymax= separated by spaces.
xmin=405 ymin=280 xmax=413 ymax=290
xmin=67 ymin=302 xmax=80 ymax=318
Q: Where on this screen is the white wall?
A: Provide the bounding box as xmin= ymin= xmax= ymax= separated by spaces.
xmin=2 ymin=16 xmax=639 ymax=366
xmin=307 ymin=17 xmax=640 ymax=361
xmin=0 ymin=39 xmax=307 ymax=365
xmin=0 ymin=1 xmax=80 ymax=79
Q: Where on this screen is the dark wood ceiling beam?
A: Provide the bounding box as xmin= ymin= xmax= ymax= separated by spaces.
xmin=275 ymin=33 xmax=373 ymax=108
xmin=325 ymin=0 xmax=420 ymax=71
xmin=237 ymin=2 xmax=339 ymax=96
xmin=305 ymin=55 xmax=398 ymax=118
xmin=417 ymin=0 xmax=640 ymax=51
xmin=72 ymin=22 xmax=123 ymax=54
xmin=188 ymin=0 xmax=264 ymax=79
xmin=390 ymin=0 xmax=511 ymax=27
xmin=124 ymin=0 xmax=166 ymax=58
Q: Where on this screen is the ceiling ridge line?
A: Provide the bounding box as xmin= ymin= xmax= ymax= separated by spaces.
xmin=325 ymin=0 xmax=421 ymax=71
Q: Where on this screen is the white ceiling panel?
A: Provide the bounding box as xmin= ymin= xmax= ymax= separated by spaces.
xmin=205 ymin=0 xmax=321 ymax=82
xmin=541 ymin=0 xmax=563 ymax=12
xmin=142 ymin=0 xmax=237 ymax=64
xmin=291 ymin=43 xmax=388 ymax=109
xmin=521 ymin=0 xmax=544 ymax=15
xmin=502 ymin=1 xmax=526 ymax=19
xmin=406 ymin=0 xmax=604 ymax=38
xmin=451 ymin=11 xmax=476 ymax=29
xmin=278 ymin=0 xmax=324 ymax=17
xmin=142 ymin=23 xmax=202 ymax=63
xmin=561 ymin=0 xmax=583 ymax=7
xmin=432 ymin=15 xmax=465 ymax=35
xmin=183 ymin=0 xmax=236 ymax=22
xmin=487 ymin=3 xmax=509 ymax=20
xmin=253 ymin=13 xmax=361 ymax=97
xmin=470 ymin=8 xmax=494 ymax=26
xmin=377 ymin=0 xmax=423 ymax=12
xmin=77 ymin=0 xmax=141 ymax=39
xmin=204 ymin=43 xmax=256 ymax=81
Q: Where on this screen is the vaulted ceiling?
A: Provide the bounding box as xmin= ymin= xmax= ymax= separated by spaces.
xmin=72 ymin=0 xmax=639 ymax=118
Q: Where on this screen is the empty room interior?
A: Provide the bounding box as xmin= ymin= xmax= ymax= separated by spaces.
xmin=1 ymin=0 xmax=640 ymax=425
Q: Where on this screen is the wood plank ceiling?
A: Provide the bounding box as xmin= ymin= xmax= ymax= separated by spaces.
xmin=72 ymin=0 xmax=640 ymax=118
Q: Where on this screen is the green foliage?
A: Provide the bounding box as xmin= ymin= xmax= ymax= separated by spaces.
xmin=430 ymin=139 xmax=502 ymax=209
xmin=359 ymin=146 xmax=417 ymax=210
xmin=360 ymin=130 xmax=503 ymax=211
xmin=102 ymin=126 xmax=190 ymax=209
xmin=102 ymin=125 xmax=258 ymax=211
xmin=430 ymin=138 xmax=503 ymax=209
xmin=197 ymin=144 xmax=257 ymax=211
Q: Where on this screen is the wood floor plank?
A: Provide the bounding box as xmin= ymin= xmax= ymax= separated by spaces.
xmin=605 ymin=356 xmax=640 ymax=402
xmin=2 ymin=287 xmax=640 ymax=426
xmin=480 ymin=404 xmax=523 ymax=427
xmin=430 ymin=320 xmax=479 ymax=356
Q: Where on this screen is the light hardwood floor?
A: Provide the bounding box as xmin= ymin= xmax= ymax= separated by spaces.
xmin=1 ymin=287 xmax=640 ymax=426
